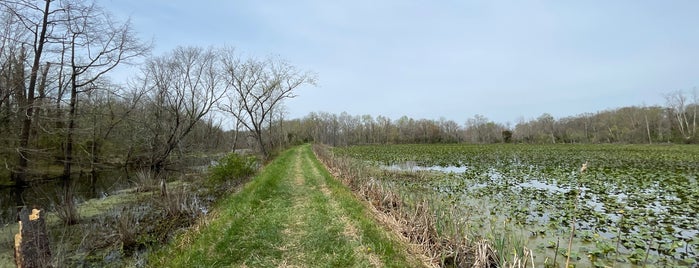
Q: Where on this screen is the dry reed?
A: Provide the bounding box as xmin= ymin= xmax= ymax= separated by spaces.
xmin=312 ymin=144 xmax=532 ymax=268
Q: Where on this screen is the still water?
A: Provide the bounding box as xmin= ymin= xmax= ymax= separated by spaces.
xmin=0 ymin=170 xmax=132 ymax=225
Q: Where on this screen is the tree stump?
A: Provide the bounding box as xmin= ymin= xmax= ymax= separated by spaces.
xmin=14 ymin=207 xmax=51 ymax=268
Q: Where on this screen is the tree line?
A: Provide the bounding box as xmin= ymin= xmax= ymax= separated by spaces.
xmin=283 ymin=90 xmax=697 ymax=146
xmin=1 ymin=0 xmax=314 ymax=223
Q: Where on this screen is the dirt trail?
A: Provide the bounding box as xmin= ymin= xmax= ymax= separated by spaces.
xmin=274 ymin=148 xmax=385 ymax=267
xmin=152 ymin=145 xmax=422 ymax=267
xmin=299 ymin=149 xmax=384 ymax=267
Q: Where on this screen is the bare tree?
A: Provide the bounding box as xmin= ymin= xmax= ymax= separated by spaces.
xmin=34 ymin=1 xmax=146 ymax=224
xmin=222 ymin=53 xmax=315 ymax=158
xmin=217 ymin=49 xmax=246 ymax=152
xmin=465 ymin=114 xmax=504 ymax=143
xmin=59 ymin=1 xmax=149 ymax=182
xmin=0 ymin=5 xmax=26 ymax=120
xmin=439 ymin=118 xmax=461 ymax=143
xmin=1 ymin=0 xmax=54 ymax=186
xmin=139 ymin=46 xmax=226 ymax=174
xmin=82 ymin=82 xmax=144 ymax=182
xmin=376 ymin=115 xmax=393 ymax=143
xmin=665 ymin=89 xmax=697 ymax=142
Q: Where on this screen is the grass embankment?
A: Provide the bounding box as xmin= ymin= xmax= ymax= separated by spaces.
xmin=150 ymin=145 xmax=422 ymax=267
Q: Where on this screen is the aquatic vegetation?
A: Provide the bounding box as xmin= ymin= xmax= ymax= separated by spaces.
xmin=334 ymin=144 xmax=699 ymax=267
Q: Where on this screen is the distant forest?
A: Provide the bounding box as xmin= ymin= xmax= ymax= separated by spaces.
xmin=287 ymin=91 xmax=698 ymax=146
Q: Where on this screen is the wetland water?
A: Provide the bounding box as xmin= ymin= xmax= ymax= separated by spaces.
xmin=1 ymin=156 xmax=218 ymax=225
xmin=341 ymin=144 xmax=699 ymax=267
xmin=0 ymin=170 xmax=131 ymax=225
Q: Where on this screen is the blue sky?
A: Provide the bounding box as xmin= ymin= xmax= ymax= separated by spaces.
xmin=102 ymin=0 xmax=699 ymax=125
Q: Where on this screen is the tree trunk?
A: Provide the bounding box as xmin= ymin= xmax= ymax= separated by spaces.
xmin=62 ymin=73 xmax=78 ymax=181
xmin=231 ymin=121 xmax=240 ymax=152
xmin=692 ymin=103 xmax=697 ymax=140
xmin=268 ymin=115 xmax=274 ymax=150
xmin=89 ymin=133 xmax=99 ymax=198
xmin=645 ymin=114 xmax=652 ymax=144
xmin=11 ymin=186 xmax=25 ymax=222
xmin=59 ymin=72 xmax=79 ymax=225
xmin=13 ymin=0 xmax=53 ymax=188
xmin=255 ymin=128 xmax=268 ymax=159
xmin=32 ymin=64 xmax=50 ymax=139
xmin=90 ymin=108 xmax=100 ymax=185
xmin=90 ymin=140 xmax=99 ymax=183
xmin=61 ymin=176 xmax=78 ymax=225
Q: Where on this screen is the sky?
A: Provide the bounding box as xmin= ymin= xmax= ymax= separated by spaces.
xmin=102 ymin=0 xmax=699 ymax=125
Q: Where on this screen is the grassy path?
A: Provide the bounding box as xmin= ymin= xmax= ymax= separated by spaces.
xmin=150 ymin=145 xmax=422 ymax=267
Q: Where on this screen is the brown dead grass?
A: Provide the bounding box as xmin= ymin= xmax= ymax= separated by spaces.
xmin=311 ymin=145 xmax=437 ymax=268
xmin=314 ymin=143 xmax=540 ymax=268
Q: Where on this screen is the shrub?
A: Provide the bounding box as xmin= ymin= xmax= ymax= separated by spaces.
xmin=209 ymin=153 xmax=258 ymax=183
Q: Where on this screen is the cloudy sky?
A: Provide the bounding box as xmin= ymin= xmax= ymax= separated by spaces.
xmin=102 ymin=0 xmax=699 ymax=125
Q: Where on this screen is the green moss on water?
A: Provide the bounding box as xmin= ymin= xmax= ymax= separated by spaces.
xmin=0 ymin=179 xmax=201 ymax=267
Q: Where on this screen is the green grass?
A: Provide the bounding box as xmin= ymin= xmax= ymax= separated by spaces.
xmin=149 ymin=145 xmax=421 ymax=267
xmin=302 ymin=145 xmax=414 ymax=267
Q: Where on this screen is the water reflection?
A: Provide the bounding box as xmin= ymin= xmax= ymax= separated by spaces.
xmin=381 ymin=161 xmax=468 ymax=173
xmin=0 ymin=170 xmax=130 ymax=225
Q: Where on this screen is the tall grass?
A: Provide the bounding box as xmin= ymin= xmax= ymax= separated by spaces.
xmin=313 ymin=144 xmax=533 ymax=267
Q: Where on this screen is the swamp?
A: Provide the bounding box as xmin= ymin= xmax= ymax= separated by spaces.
xmin=0 ymin=153 xmax=246 ymax=267
xmin=333 ymin=143 xmax=699 ymax=267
